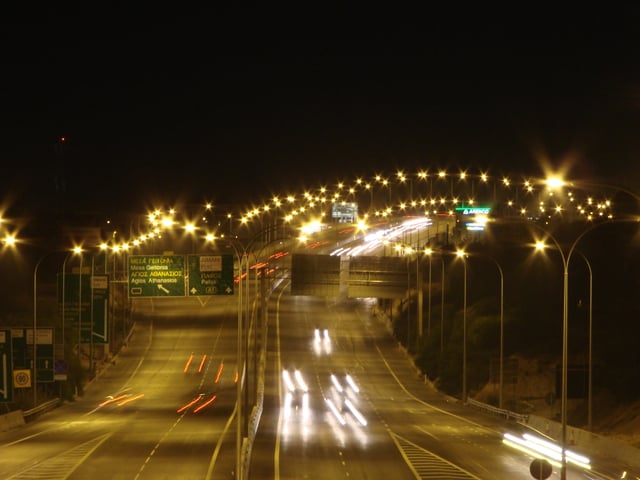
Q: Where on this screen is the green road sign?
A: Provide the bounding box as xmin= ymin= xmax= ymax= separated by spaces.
xmin=0 ymin=330 xmax=12 ymax=402
xmin=58 ymin=272 xmax=109 ymax=344
xmin=11 ymin=328 xmax=55 ymax=384
xmin=35 ymin=343 xmax=54 ymax=382
xmin=454 ymin=205 xmax=491 ymax=215
xmin=89 ymin=275 xmax=109 ymax=343
xmin=31 ymin=329 xmax=54 ymax=383
xmin=187 ymin=254 xmax=234 ymax=296
xmin=129 ymin=255 xmax=186 ymax=297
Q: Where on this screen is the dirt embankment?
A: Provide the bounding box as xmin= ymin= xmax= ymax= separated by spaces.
xmin=474 ymin=354 xmax=640 ymax=450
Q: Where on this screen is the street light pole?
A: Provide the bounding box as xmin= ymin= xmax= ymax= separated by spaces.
xmin=483 ymin=256 xmax=504 ymax=409
xmin=33 ymin=250 xmax=67 ymax=407
xmin=417 ymin=255 xmax=423 ymax=339
xmin=424 ymin=249 xmax=446 ymax=352
xmin=533 ymin=221 xmax=614 ymax=480
xmin=587 ymin=255 xmax=593 ymax=433
xmin=237 ymin=250 xmax=245 ymax=480
xmin=33 ymin=255 xmax=46 ymax=407
xmin=440 ymin=257 xmax=445 ymax=353
xmin=456 ymin=249 xmax=467 ymax=403
xmin=497 ymin=261 xmax=504 ymax=410
xmin=61 ymin=248 xmax=82 ymax=381
xmin=575 ymin=250 xmax=593 ymax=432
xmin=213 ymin=223 xmax=289 ymax=480
xmin=78 ymin=253 xmax=83 ymax=361
xmin=218 ymin=238 xmax=245 ymax=480
xmin=427 ymin=252 xmax=432 ymax=336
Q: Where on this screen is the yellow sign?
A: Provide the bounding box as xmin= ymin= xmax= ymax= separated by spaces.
xmin=13 ymin=369 xmax=31 ymax=388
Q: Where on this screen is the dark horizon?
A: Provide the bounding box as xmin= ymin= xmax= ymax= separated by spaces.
xmin=2 ymin=7 xmax=640 ymax=215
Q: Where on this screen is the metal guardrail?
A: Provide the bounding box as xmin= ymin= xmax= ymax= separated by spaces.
xmin=22 ymin=398 xmax=62 ymax=420
xmin=466 ymin=397 xmax=529 ymax=423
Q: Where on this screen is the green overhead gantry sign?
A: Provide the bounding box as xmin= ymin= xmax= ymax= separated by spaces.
xmin=11 ymin=327 xmax=54 ymax=383
xmin=128 ymin=255 xmax=186 ymax=297
xmin=0 ymin=330 xmax=12 ymax=402
xmin=58 ymin=273 xmax=109 ymax=344
xmin=128 ymin=254 xmax=235 ymax=297
xmin=187 ymin=254 xmax=234 ymax=296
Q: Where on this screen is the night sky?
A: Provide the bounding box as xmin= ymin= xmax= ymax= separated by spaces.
xmin=1 ymin=6 xmax=640 ymax=216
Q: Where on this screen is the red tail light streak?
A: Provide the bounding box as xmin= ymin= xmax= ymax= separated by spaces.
xmin=184 ymin=353 xmax=207 ymax=373
xmin=184 ymin=353 xmax=194 ymax=373
xmin=193 ymin=394 xmax=217 ymax=413
xmin=177 ymin=393 xmax=218 ymax=414
xmin=177 ymin=394 xmax=205 ymax=413
xmin=214 ymin=361 xmax=224 ymax=383
xmin=197 ymin=354 xmax=207 ymax=373
xmin=118 ymin=393 xmax=145 ymax=406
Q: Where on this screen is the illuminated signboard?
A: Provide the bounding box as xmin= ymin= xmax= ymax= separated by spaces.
xmin=332 ymin=202 xmax=358 ymax=223
xmin=128 ymin=255 xmax=186 ymax=297
xmin=187 ymin=254 xmax=234 ymax=296
xmin=454 ymin=206 xmax=491 ymax=215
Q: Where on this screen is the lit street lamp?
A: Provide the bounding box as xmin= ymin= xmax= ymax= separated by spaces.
xmin=33 ymin=254 xmax=48 ymax=407
xmin=33 ymin=249 xmax=71 ymax=407
xmin=61 ymin=247 xmax=83 ymax=382
xmin=494 ymin=258 xmax=504 ymax=410
xmin=533 ymin=221 xmax=616 ymax=480
xmin=423 ymin=249 xmax=446 ymax=353
xmin=209 ymin=223 xmax=291 ymax=480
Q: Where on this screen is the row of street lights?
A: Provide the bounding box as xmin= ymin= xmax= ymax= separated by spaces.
xmin=208 ymin=224 xmax=293 ymax=480
xmin=402 ymin=214 xmax=626 ymax=480
xmin=15 ymin=234 xmax=136 ymax=409
xmin=531 ymin=219 xmax=616 ymax=480
xmin=400 ymin=246 xmax=504 ymax=407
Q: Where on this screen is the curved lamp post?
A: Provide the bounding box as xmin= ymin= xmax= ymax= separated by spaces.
xmin=424 ymin=248 xmax=468 ymax=403
xmin=532 ymin=220 xmax=621 ymax=480
xmin=210 ymin=223 xmax=291 ymax=480
xmin=474 ymin=254 xmax=505 ymax=409
xmin=439 ymin=258 xmax=445 ymax=352
xmin=424 ymin=247 xmax=443 ymax=339
xmin=574 ymin=250 xmax=593 ymax=432
xmin=455 ymin=249 xmax=467 ymax=403
xmin=61 ymin=247 xmax=83 ymax=383
xmin=32 ymin=254 xmax=50 ymax=407
xmin=542 ymin=176 xmax=640 ymax=448
xmin=33 ymin=249 xmax=75 ymax=407
xmin=423 ymin=249 xmax=446 ymax=352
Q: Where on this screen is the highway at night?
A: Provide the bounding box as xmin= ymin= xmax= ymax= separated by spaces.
xmin=2 ymin=217 xmax=638 ymax=479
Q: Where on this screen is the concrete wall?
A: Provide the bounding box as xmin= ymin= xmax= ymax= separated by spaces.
xmin=525 ymin=414 xmax=640 ymax=471
xmin=0 ymin=410 xmax=25 ymax=432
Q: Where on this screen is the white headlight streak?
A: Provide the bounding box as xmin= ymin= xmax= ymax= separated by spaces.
xmin=503 ymin=432 xmax=591 ymax=470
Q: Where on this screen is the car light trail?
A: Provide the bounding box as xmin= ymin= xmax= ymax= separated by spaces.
xmin=330 ymin=374 xmax=343 ymax=392
xmin=214 ymin=361 xmax=224 ymax=383
xmin=283 ymin=392 xmax=293 ymax=420
xmin=283 ymin=369 xmax=296 ymax=392
xmin=345 ymin=374 xmax=359 ymax=393
xmin=313 ymin=328 xmax=332 ymax=354
xmin=197 ymin=354 xmax=207 ymax=373
xmin=177 ymin=394 xmax=204 ymax=413
xmin=294 ymin=370 xmax=308 ymax=392
xmin=325 ymin=398 xmax=346 ymax=425
xmin=117 ymin=393 xmax=144 ymax=407
xmin=183 ymin=353 xmax=194 ymax=373
xmin=502 ymin=432 xmax=591 ymax=470
xmin=98 ymin=394 xmax=130 ymax=407
xmin=301 ymin=392 xmax=310 ymax=418
xmin=344 ymin=399 xmax=367 ymax=426
xmin=193 ymin=394 xmax=217 ymax=413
